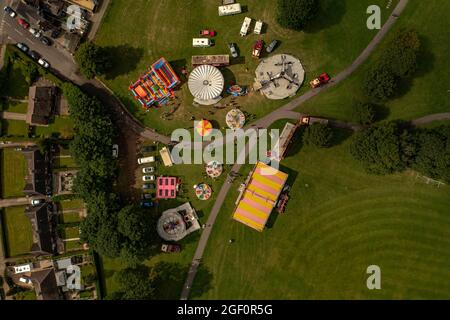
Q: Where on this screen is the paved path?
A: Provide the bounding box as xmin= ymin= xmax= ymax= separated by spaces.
xmin=87 ymin=0 xmax=111 ymax=41
xmin=180 ymin=0 xmax=411 ymax=300
xmin=411 ymin=113 xmax=450 ymax=126
xmin=0 ymin=111 xmax=26 ymax=121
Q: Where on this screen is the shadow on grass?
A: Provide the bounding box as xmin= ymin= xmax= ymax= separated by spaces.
xmin=304 ymin=0 xmax=347 ymax=33
xmin=104 ymin=45 xmax=144 ymax=80
xmin=330 ymin=128 xmax=353 ymax=147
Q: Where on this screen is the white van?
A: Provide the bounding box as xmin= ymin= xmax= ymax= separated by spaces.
xmin=193 ymin=38 xmax=212 ymax=48
xmin=138 ymin=156 xmax=155 ymax=165
xmin=254 ymin=20 xmax=263 ymax=34
xmin=240 ymin=17 xmax=252 ymax=37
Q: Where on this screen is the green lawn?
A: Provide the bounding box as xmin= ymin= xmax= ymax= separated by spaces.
xmin=1 ymin=119 xmax=28 ymax=137
xmin=35 ymin=116 xmax=75 ymax=139
xmin=296 ymin=0 xmax=450 ymax=122
xmin=0 ymin=64 xmax=29 ymax=99
xmin=95 ymin=0 xmax=396 ymax=135
xmin=60 ymin=212 xmax=81 ymax=223
xmin=0 ymin=148 xmax=26 ymax=198
xmin=2 ymin=101 xmax=28 ymax=113
xmin=62 ymin=227 xmax=80 ymax=239
xmin=55 ymin=155 xmax=78 ymax=168
xmin=2 ymin=206 xmax=33 ymax=257
xmin=58 ymin=199 xmax=85 ymax=211
xmin=193 ymin=124 xmax=450 ymax=299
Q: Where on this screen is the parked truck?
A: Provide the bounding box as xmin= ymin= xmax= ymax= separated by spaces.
xmin=309 ymin=73 xmax=331 ymax=88
xmin=300 ymin=116 xmax=329 ymax=126
xmin=252 ymin=39 xmax=264 ymax=58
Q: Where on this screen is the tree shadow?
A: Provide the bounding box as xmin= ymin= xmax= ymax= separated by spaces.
xmin=190 ymin=264 xmax=213 ymax=299
xmin=373 ymin=104 xmax=390 ymax=122
xmin=329 ymin=128 xmax=353 ymax=146
xmin=169 ymin=59 xmax=188 ymax=86
xmin=103 ymin=45 xmax=144 ymax=80
xmin=222 ymin=68 xmax=237 ymax=88
xmin=415 ymin=35 xmax=435 ymax=79
xmin=152 ymin=262 xmax=188 ymax=300
xmin=304 ymin=0 xmax=347 ymax=33
xmin=284 ymin=127 xmax=305 ymax=159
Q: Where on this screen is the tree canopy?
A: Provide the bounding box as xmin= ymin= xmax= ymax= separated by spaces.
xmin=74 ymin=42 xmax=111 ymax=79
xmin=112 ymin=266 xmax=155 ymax=300
xmin=303 ymin=123 xmax=333 ymax=148
xmin=351 ymin=102 xmax=376 ymax=125
xmin=277 ymin=0 xmax=319 ymax=30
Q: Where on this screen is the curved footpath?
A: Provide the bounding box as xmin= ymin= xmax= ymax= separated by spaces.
xmin=179 ymin=0 xmax=411 ymax=300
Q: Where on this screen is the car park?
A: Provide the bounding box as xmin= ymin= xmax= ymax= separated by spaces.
xmin=142 ymin=183 xmax=156 ymax=190
xmin=18 ymin=18 xmax=29 ymax=29
xmin=38 ymin=58 xmax=50 ymax=69
xmin=29 ymin=50 xmax=40 ymax=60
xmin=16 ymin=43 xmax=29 ymax=53
xmin=228 ymin=43 xmax=238 ymax=58
xmin=142 ymin=167 xmax=155 ymax=174
xmin=142 ymin=175 xmax=156 ymax=182
xmin=4 ymin=6 xmax=17 ymax=17
xmin=40 ymin=36 xmax=51 ymax=46
xmin=266 ymin=40 xmax=278 ymax=53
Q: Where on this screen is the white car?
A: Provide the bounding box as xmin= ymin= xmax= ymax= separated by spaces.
xmin=142 ymin=167 xmax=155 ymax=174
xmin=29 ymin=27 xmax=41 ymax=38
xmin=38 ymin=58 xmax=50 ymax=69
xmin=142 ymin=175 xmax=155 ymax=182
xmin=138 ymin=156 xmax=155 ymax=165
xmin=4 ymin=6 xmax=17 ymax=18
xmin=19 ymin=277 xmax=32 ymax=284
xmin=112 ymin=144 xmax=119 ymax=158
xmin=31 ymin=199 xmax=44 ymax=206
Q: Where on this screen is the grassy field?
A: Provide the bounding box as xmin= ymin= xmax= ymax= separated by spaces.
xmin=1 ymin=120 xmax=28 ymax=137
xmin=58 ymin=199 xmax=85 ymax=211
xmin=0 ymin=148 xmax=26 ymax=198
xmin=193 ymin=123 xmax=450 ymax=299
xmin=35 ymin=116 xmax=75 ymax=139
xmin=2 ymin=101 xmax=28 ymax=113
xmin=60 ymin=212 xmax=81 ymax=223
xmin=0 ymin=64 xmax=29 ymax=99
xmin=2 ymin=206 xmax=33 ymax=257
xmin=95 ymin=0 xmax=395 ymax=135
xmin=296 ymin=0 xmax=450 ymax=122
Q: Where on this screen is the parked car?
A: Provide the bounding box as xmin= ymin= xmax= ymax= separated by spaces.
xmin=37 ymin=58 xmax=50 ymax=69
xmin=50 ymin=29 xmax=61 ymax=39
xmin=31 ymin=199 xmax=45 ymax=206
xmin=161 ymin=244 xmax=181 ymax=253
xmin=142 ymin=193 xmax=153 ymax=199
xmin=29 ymin=50 xmax=40 ymax=60
xmin=112 ymin=144 xmax=119 ymax=158
xmin=40 ymin=36 xmax=51 ymax=46
xmin=138 ymin=156 xmax=155 ymax=165
xmin=140 ymin=200 xmax=154 ymax=208
xmin=142 ymin=183 xmax=155 ymax=190
xmin=266 ymin=40 xmax=278 ymax=53
xmin=142 ymin=167 xmax=155 ymax=174
xmin=199 ymin=29 xmax=215 ymax=37
xmin=3 ymin=6 xmax=17 ymax=17
xmin=228 ymin=43 xmax=238 ymax=58
xmin=18 ymin=18 xmax=29 ymax=29
xmin=19 ymin=277 xmax=32 ymax=284
xmin=142 ymin=175 xmax=155 ymax=182
xmin=16 ymin=42 xmax=29 ymax=53
xmin=141 ymin=145 xmax=157 ymax=153
xmin=29 ymin=27 xmax=42 ymax=38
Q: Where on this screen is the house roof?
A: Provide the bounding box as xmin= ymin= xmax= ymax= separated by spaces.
xmin=31 ymin=268 xmax=61 ymax=300
xmin=26 ymin=86 xmax=56 ymax=126
xmin=22 ymin=147 xmax=46 ymax=197
xmin=25 ymin=203 xmax=54 ymax=255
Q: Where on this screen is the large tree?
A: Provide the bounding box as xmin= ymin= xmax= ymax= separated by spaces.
xmin=277 ymin=0 xmax=319 ymax=30
xmin=350 ymin=121 xmax=414 ymax=174
xmin=75 ymin=42 xmax=111 ymax=79
xmin=363 ymin=65 xmax=397 ymax=102
xmin=351 ymin=102 xmax=376 ymax=125
xmin=113 ymin=266 xmax=155 ymax=300
xmin=303 ymin=123 xmax=333 ymax=148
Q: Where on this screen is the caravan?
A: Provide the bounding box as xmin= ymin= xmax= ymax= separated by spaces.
xmin=240 ymin=17 xmax=252 ymax=37
xmin=254 ymin=20 xmax=263 ymax=34
xmin=218 ymin=3 xmax=242 ymax=16
xmin=193 ymin=38 xmax=212 ymax=48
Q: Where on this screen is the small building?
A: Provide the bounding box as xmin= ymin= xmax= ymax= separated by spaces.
xmin=233 ymin=162 xmax=288 ymax=232
xmin=156 ymin=176 xmax=178 ymax=199
xmin=218 ymin=3 xmax=242 ymax=16
xmin=66 ymin=0 xmax=98 ymax=12
xmin=25 ymin=203 xmax=56 ymax=255
xmin=192 ymin=55 xmax=230 ymax=67
xmin=22 ymin=147 xmax=47 ymax=197
xmin=31 ymin=268 xmax=62 ymax=300
xmin=26 ymin=86 xmax=57 ymax=126
xmin=159 ymin=147 xmax=174 ymax=167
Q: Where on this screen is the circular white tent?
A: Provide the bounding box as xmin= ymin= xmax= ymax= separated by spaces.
xmin=188 ymin=65 xmax=224 ymax=105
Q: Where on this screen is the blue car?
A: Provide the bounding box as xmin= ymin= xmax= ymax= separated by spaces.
xmin=141 ymin=201 xmax=154 ymax=208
